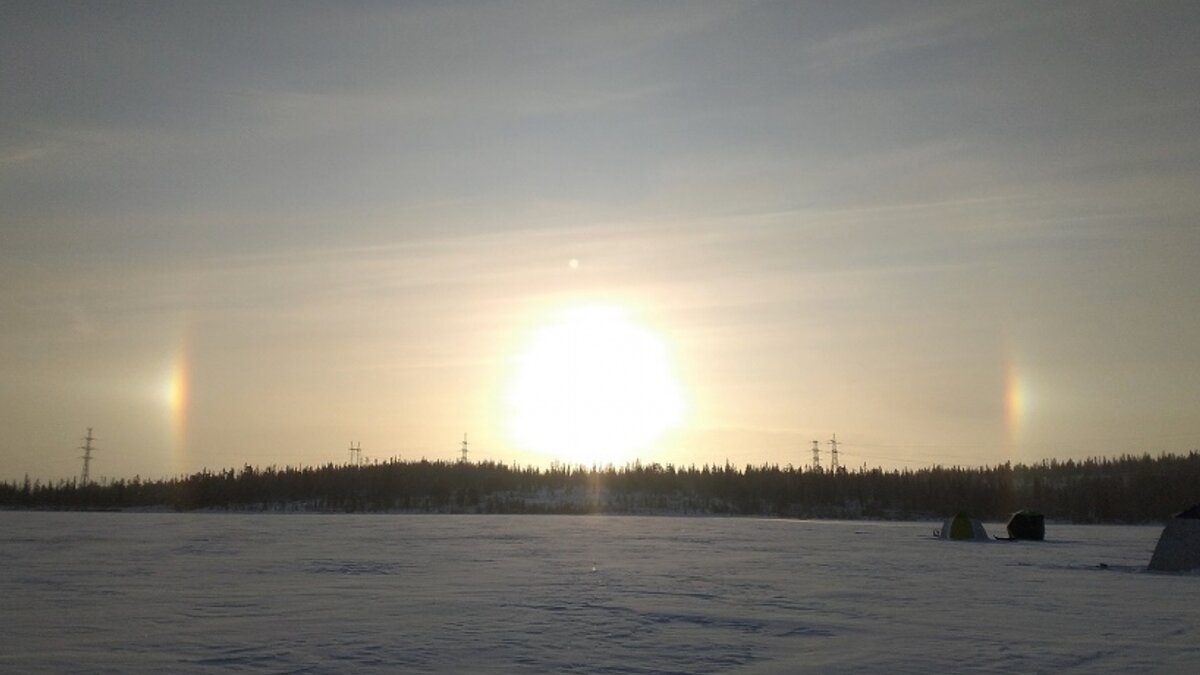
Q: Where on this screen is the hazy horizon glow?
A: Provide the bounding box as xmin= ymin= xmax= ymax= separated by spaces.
xmin=2 ymin=1 xmax=1198 ymax=481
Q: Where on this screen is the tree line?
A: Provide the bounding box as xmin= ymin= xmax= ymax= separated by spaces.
xmin=2 ymin=451 xmax=1197 ymax=523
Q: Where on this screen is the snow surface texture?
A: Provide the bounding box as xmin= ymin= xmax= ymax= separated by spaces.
xmin=1 ymin=513 xmax=1195 ymax=674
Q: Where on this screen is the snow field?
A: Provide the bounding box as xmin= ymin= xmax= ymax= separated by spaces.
xmin=0 ymin=513 xmax=1194 ymax=673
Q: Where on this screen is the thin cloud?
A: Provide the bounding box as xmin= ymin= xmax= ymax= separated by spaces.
xmin=0 ymin=143 xmax=60 ymax=166
xmin=801 ymin=2 xmax=1030 ymax=74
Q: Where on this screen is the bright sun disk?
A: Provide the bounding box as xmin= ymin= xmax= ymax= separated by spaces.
xmin=507 ymin=305 xmax=684 ymax=466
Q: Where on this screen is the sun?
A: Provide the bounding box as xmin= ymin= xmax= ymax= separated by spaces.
xmin=506 ymin=304 xmax=685 ymax=466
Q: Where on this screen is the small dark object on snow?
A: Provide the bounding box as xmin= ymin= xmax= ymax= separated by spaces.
xmin=1006 ymin=510 xmax=1045 ymax=541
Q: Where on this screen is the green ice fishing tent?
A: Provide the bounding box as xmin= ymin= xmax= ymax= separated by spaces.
xmin=1148 ymin=504 xmax=1200 ymax=572
xmin=937 ymin=512 xmax=990 ymax=541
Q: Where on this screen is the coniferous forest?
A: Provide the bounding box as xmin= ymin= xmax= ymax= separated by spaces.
xmin=3 ymin=452 xmax=1199 ymax=523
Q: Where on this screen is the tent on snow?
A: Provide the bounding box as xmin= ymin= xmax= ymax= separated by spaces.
xmin=1005 ymin=510 xmax=1045 ymax=541
xmin=1148 ymin=504 xmax=1200 ymax=572
xmin=936 ymin=512 xmax=990 ymax=541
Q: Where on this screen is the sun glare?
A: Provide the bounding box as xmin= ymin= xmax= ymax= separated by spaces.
xmin=507 ymin=305 xmax=684 ymax=466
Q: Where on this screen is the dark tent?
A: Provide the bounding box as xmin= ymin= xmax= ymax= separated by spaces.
xmin=1006 ymin=511 xmax=1045 ymax=541
xmin=1148 ymin=504 xmax=1200 ymax=572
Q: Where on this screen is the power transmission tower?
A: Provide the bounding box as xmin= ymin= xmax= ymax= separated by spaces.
xmin=349 ymin=441 xmax=361 ymax=466
xmin=460 ymin=433 xmax=469 ymax=463
xmin=79 ymin=428 xmax=95 ymax=485
xmin=829 ymin=433 xmax=840 ymax=473
xmin=811 ymin=439 xmax=821 ymax=472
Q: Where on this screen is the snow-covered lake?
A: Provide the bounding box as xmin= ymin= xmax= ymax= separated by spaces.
xmin=1 ymin=513 xmax=1194 ymax=673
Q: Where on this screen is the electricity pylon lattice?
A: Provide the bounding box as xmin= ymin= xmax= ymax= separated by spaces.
xmin=79 ymin=428 xmax=95 ymax=485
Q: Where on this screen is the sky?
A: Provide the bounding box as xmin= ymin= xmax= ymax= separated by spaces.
xmin=2 ymin=1 xmax=1199 ymax=482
